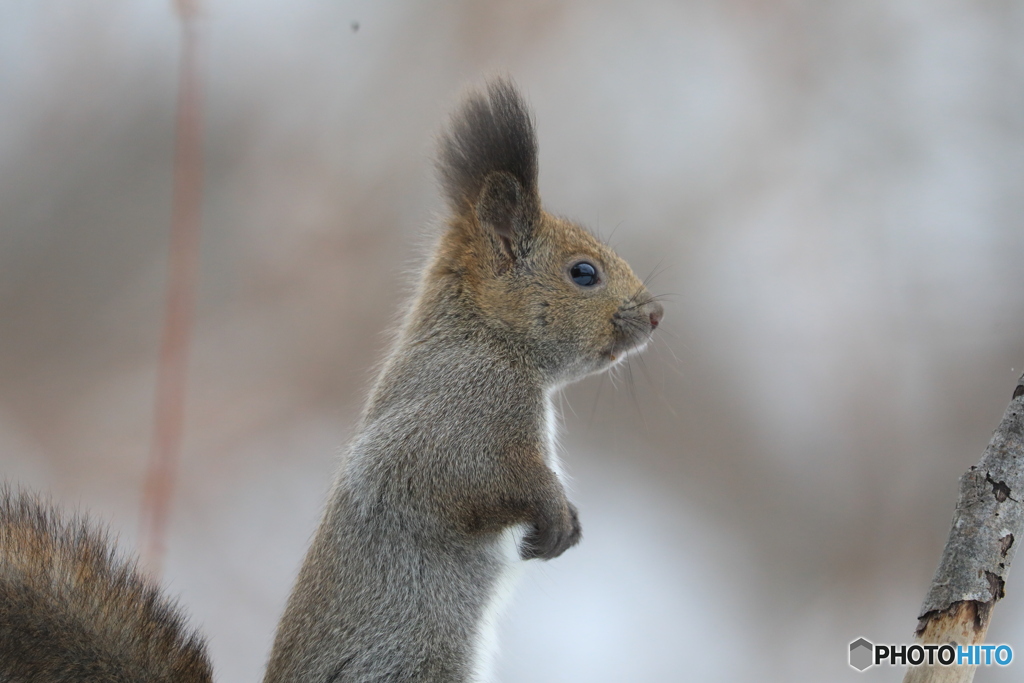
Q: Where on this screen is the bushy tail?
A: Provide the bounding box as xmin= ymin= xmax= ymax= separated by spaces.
xmin=437 ymin=78 xmax=539 ymax=213
xmin=0 ymin=487 xmax=212 ymax=683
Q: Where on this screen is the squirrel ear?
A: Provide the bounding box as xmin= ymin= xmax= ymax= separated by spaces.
xmin=438 ymin=79 xmax=540 ymax=229
xmin=475 ymin=171 xmax=536 ymax=258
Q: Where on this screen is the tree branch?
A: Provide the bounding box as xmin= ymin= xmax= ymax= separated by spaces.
xmin=904 ymin=374 xmax=1024 ymax=683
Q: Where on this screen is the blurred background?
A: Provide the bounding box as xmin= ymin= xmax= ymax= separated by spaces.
xmin=3 ymin=1 xmax=1024 ymax=681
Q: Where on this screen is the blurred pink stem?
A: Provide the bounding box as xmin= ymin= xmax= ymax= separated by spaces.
xmin=140 ymin=0 xmax=203 ymax=576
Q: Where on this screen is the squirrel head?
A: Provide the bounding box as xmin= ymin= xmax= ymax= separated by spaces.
xmin=426 ymin=79 xmax=663 ymax=385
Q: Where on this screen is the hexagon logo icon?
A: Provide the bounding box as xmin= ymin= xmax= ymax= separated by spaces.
xmin=850 ymin=638 xmax=874 ymax=671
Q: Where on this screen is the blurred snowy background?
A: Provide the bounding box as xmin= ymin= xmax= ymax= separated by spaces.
xmin=3 ymin=1 xmax=1024 ymax=681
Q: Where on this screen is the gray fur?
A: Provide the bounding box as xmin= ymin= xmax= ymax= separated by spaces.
xmin=265 ymin=342 xmax=544 ymax=682
xmin=264 ymin=80 xmax=662 ymax=683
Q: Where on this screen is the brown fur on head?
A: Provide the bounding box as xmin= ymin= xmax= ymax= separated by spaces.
xmin=431 ymin=79 xmax=663 ymax=385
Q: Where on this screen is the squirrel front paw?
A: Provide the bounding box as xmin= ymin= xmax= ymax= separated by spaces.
xmin=519 ymin=502 xmax=582 ymax=561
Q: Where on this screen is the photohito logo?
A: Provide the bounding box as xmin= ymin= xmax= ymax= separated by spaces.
xmin=849 ymin=638 xmax=1013 ymax=671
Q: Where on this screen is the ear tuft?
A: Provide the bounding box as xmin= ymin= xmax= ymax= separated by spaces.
xmin=437 ymin=79 xmax=539 ymax=216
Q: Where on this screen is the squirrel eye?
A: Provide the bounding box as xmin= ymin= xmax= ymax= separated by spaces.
xmin=569 ymin=261 xmax=599 ymax=287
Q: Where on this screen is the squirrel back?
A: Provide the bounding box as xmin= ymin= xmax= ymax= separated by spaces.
xmin=0 ymin=487 xmax=212 ymax=683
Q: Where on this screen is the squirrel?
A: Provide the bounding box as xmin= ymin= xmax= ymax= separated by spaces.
xmin=0 ymin=79 xmax=663 ymax=683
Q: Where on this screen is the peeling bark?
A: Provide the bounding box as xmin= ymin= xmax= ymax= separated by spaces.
xmin=903 ymin=373 xmax=1024 ymax=683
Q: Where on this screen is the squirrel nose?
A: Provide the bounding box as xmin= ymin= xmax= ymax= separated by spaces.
xmin=648 ymin=301 xmax=664 ymax=330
